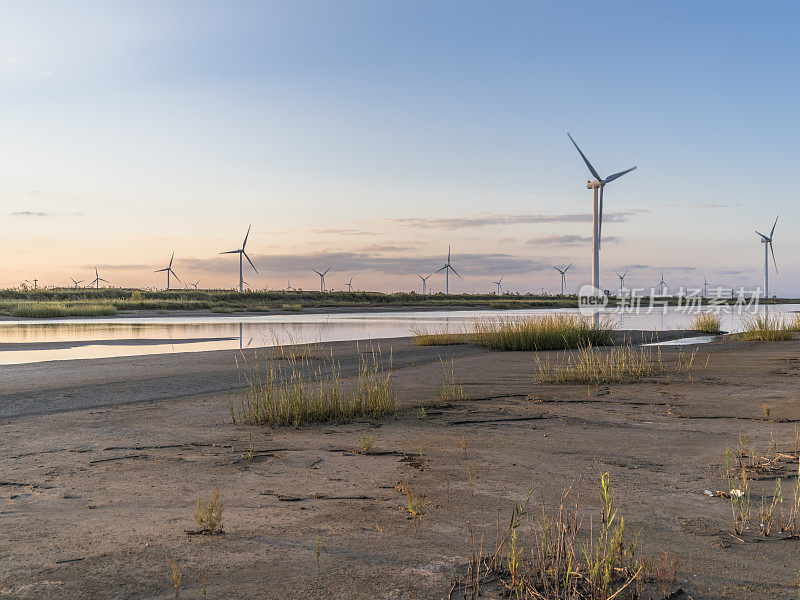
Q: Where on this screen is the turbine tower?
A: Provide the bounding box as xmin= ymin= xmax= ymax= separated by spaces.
xmin=345 ymin=277 xmax=353 ymax=292
xmin=436 ymin=246 xmax=460 ymax=294
xmin=313 ymin=267 xmax=331 ymax=292
xmin=493 ymin=275 xmax=503 ymax=295
xmin=417 ymin=273 xmax=431 ymax=295
xmin=154 ymin=252 xmax=180 ymax=289
xmin=70 ymin=277 xmax=83 ymax=289
xmin=553 ymin=264 xmax=572 ymax=295
xmin=220 ymin=225 xmax=258 ymax=292
xmin=703 ymin=276 xmax=709 ymax=299
xmin=568 ymin=133 xmax=637 ymax=325
xmin=90 ymin=267 xmax=108 ymax=289
xmin=755 ymin=216 xmax=778 ymax=301
xmin=616 ymin=270 xmax=628 ymax=296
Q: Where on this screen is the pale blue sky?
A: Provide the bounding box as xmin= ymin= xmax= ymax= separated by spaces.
xmin=1 ymin=1 xmax=798 ymax=293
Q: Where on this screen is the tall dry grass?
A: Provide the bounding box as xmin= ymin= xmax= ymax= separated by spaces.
xmin=534 ymin=342 xmax=663 ymax=385
xmin=229 ymin=342 xmax=395 ymax=427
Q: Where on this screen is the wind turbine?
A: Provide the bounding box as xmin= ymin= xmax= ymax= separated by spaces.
xmin=493 ymin=275 xmax=503 ymax=295
xmin=220 ymin=225 xmax=258 ymax=292
xmin=417 ymin=273 xmax=431 ymax=295
xmin=286 ymin=280 xmax=296 ymax=291
xmin=656 ymin=271 xmax=668 ymax=296
xmin=154 ymin=252 xmax=180 ymax=289
xmin=616 ymin=270 xmax=628 ymax=296
xmin=70 ymin=277 xmax=83 ymax=289
xmin=90 ymin=267 xmax=108 ymax=289
xmin=703 ymin=276 xmax=709 ymax=298
xmin=313 ymin=267 xmax=331 ymax=292
xmin=345 ymin=277 xmax=353 ymax=292
xmin=568 ymin=133 xmax=637 ymax=325
xmin=755 ymin=215 xmax=778 ymax=301
xmin=436 ymin=246 xmax=460 ymax=294
xmin=189 ymin=280 xmax=200 ymax=289
xmin=553 ymin=264 xmax=572 ymax=295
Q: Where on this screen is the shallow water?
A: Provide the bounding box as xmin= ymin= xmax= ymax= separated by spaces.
xmin=0 ymin=305 xmax=796 ymax=365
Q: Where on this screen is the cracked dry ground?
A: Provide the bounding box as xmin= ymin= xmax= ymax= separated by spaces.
xmin=1 ymin=337 xmax=799 ymax=599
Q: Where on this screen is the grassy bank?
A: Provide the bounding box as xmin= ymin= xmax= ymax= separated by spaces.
xmin=415 ymin=314 xmax=614 ymax=351
xmin=738 ymin=314 xmax=800 ymax=341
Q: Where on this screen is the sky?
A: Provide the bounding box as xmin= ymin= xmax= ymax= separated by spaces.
xmin=1 ymin=1 xmax=799 ymax=295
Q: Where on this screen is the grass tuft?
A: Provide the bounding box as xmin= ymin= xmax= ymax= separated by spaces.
xmin=535 ymin=343 xmax=663 ymax=385
xmin=738 ymin=314 xmax=797 ymax=341
xmin=11 ymin=301 xmax=117 ymax=318
xmin=692 ymin=313 xmax=722 ymax=334
xmin=230 ymin=342 xmax=396 ymax=427
xmin=194 ymin=488 xmax=224 ymax=535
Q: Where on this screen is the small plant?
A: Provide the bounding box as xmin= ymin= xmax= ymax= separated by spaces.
xmin=281 ymin=303 xmax=302 ymax=311
xmin=692 ymin=312 xmax=722 ymax=334
xmin=195 ymin=488 xmax=224 ymax=535
xmin=417 ymin=405 xmax=427 ymax=420
xmin=653 ymin=552 xmax=681 ymax=599
xmin=412 ymin=327 xmax=467 ymax=346
xmin=131 ymin=290 xmax=143 ymax=301
xmin=439 ymin=358 xmax=466 ymax=401
xmin=461 ymin=435 xmax=467 ymax=458
xmin=764 ymin=403 xmax=772 ymax=419
xmin=359 ymin=435 xmax=374 ymax=454
xmin=403 ymin=486 xmax=425 ymax=520
xmin=725 ymin=448 xmax=751 ymax=535
xmin=166 ymin=553 xmax=182 ymax=600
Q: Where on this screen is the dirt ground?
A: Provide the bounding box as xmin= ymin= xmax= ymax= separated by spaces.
xmin=2 ymin=335 xmax=799 ymax=599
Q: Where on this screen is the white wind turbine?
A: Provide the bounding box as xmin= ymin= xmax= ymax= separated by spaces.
xmin=568 ymin=133 xmax=637 ymax=325
xmin=755 ymin=216 xmax=779 ymax=301
xmin=493 ymin=275 xmax=503 ymax=295
xmin=70 ymin=276 xmax=83 ymax=289
xmin=90 ymin=267 xmax=108 ymax=289
xmin=417 ymin=273 xmax=431 ymax=295
xmin=220 ymin=225 xmax=258 ymax=292
xmin=616 ymin=270 xmax=628 ymax=296
xmin=286 ymin=280 xmax=296 ymax=291
xmin=553 ymin=264 xmax=572 ymax=295
xmin=313 ymin=267 xmax=331 ymax=292
xmin=154 ymin=252 xmax=180 ymax=289
xmin=436 ymin=246 xmax=460 ymax=294
xmin=656 ymin=271 xmax=668 ymax=296
xmin=703 ymin=276 xmax=710 ymax=298
xmin=345 ymin=277 xmax=353 ymax=292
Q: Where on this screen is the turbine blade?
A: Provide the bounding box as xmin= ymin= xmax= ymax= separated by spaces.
xmin=242 ymin=224 xmax=251 ymax=249
xmin=170 ymin=269 xmax=181 ymax=283
xmin=313 ymin=270 xmax=322 ymax=276
xmin=567 ymin=132 xmax=602 ymax=182
xmin=436 ymin=265 xmax=447 ymax=273
xmin=450 ymin=266 xmax=461 ymax=278
xmin=566 ymin=263 xmax=573 ymax=271
xmin=220 ymin=250 xmax=240 ymax=254
xmin=770 ymin=241 xmax=778 ymax=273
xmin=323 ymin=267 xmax=331 ymax=275
xmin=169 ymin=252 xmax=174 ymax=268
xmin=155 ymin=268 xmax=168 ymax=272
xmin=755 ymin=231 xmax=770 ymax=241
xmin=770 ymin=215 xmax=779 ymax=238
xmin=243 ymin=252 xmax=258 ymax=273
xmin=603 ymin=166 xmax=637 ymax=183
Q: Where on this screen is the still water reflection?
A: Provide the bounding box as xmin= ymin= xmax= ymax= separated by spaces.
xmin=0 ymin=305 xmax=797 ymax=365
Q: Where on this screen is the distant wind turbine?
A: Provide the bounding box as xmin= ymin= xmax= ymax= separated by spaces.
xmin=656 ymin=271 xmax=668 ymax=296
xmin=313 ymin=267 xmax=331 ymax=292
xmin=553 ymin=264 xmax=572 ymax=295
xmin=703 ymin=276 xmax=709 ymax=298
xmin=493 ymin=275 xmax=503 ymax=295
xmin=286 ymin=280 xmax=296 ymax=291
xmin=755 ymin=215 xmax=779 ymax=300
xmin=154 ymin=252 xmax=180 ymax=289
xmin=70 ymin=277 xmax=83 ymax=289
xmin=436 ymin=246 xmax=460 ymax=295
xmin=220 ymin=225 xmax=258 ymax=292
xmin=616 ymin=270 xmax=628 ymax=296
xmin=190 ymin=280 xmax=200 ymax=289
xmin=345 ymin=277 xmax=353 ymax=292
xmin=90 ymin=267 xmax=108 ymax=289
xmin=417 ymin=273 xmax=432 ymax=295
xmin=568 ymin=132 xmax=637 ymax=325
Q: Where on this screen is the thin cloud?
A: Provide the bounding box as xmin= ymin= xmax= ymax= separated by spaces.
xmin=690 ymin=202 xmax=741 ymax=209
xmin=180 ymin=251 xmax=552 ymax=277
xmin=10 ymin=210 xmax=85 ymax=217
xmin=387 ymin=211 xmax=642 ymax=230
xmin=527 ymin=234 xmax=620 ymax=246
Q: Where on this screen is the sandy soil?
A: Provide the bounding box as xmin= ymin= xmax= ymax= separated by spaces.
xmin=2 ymin=334 xmax=799 ymax=599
